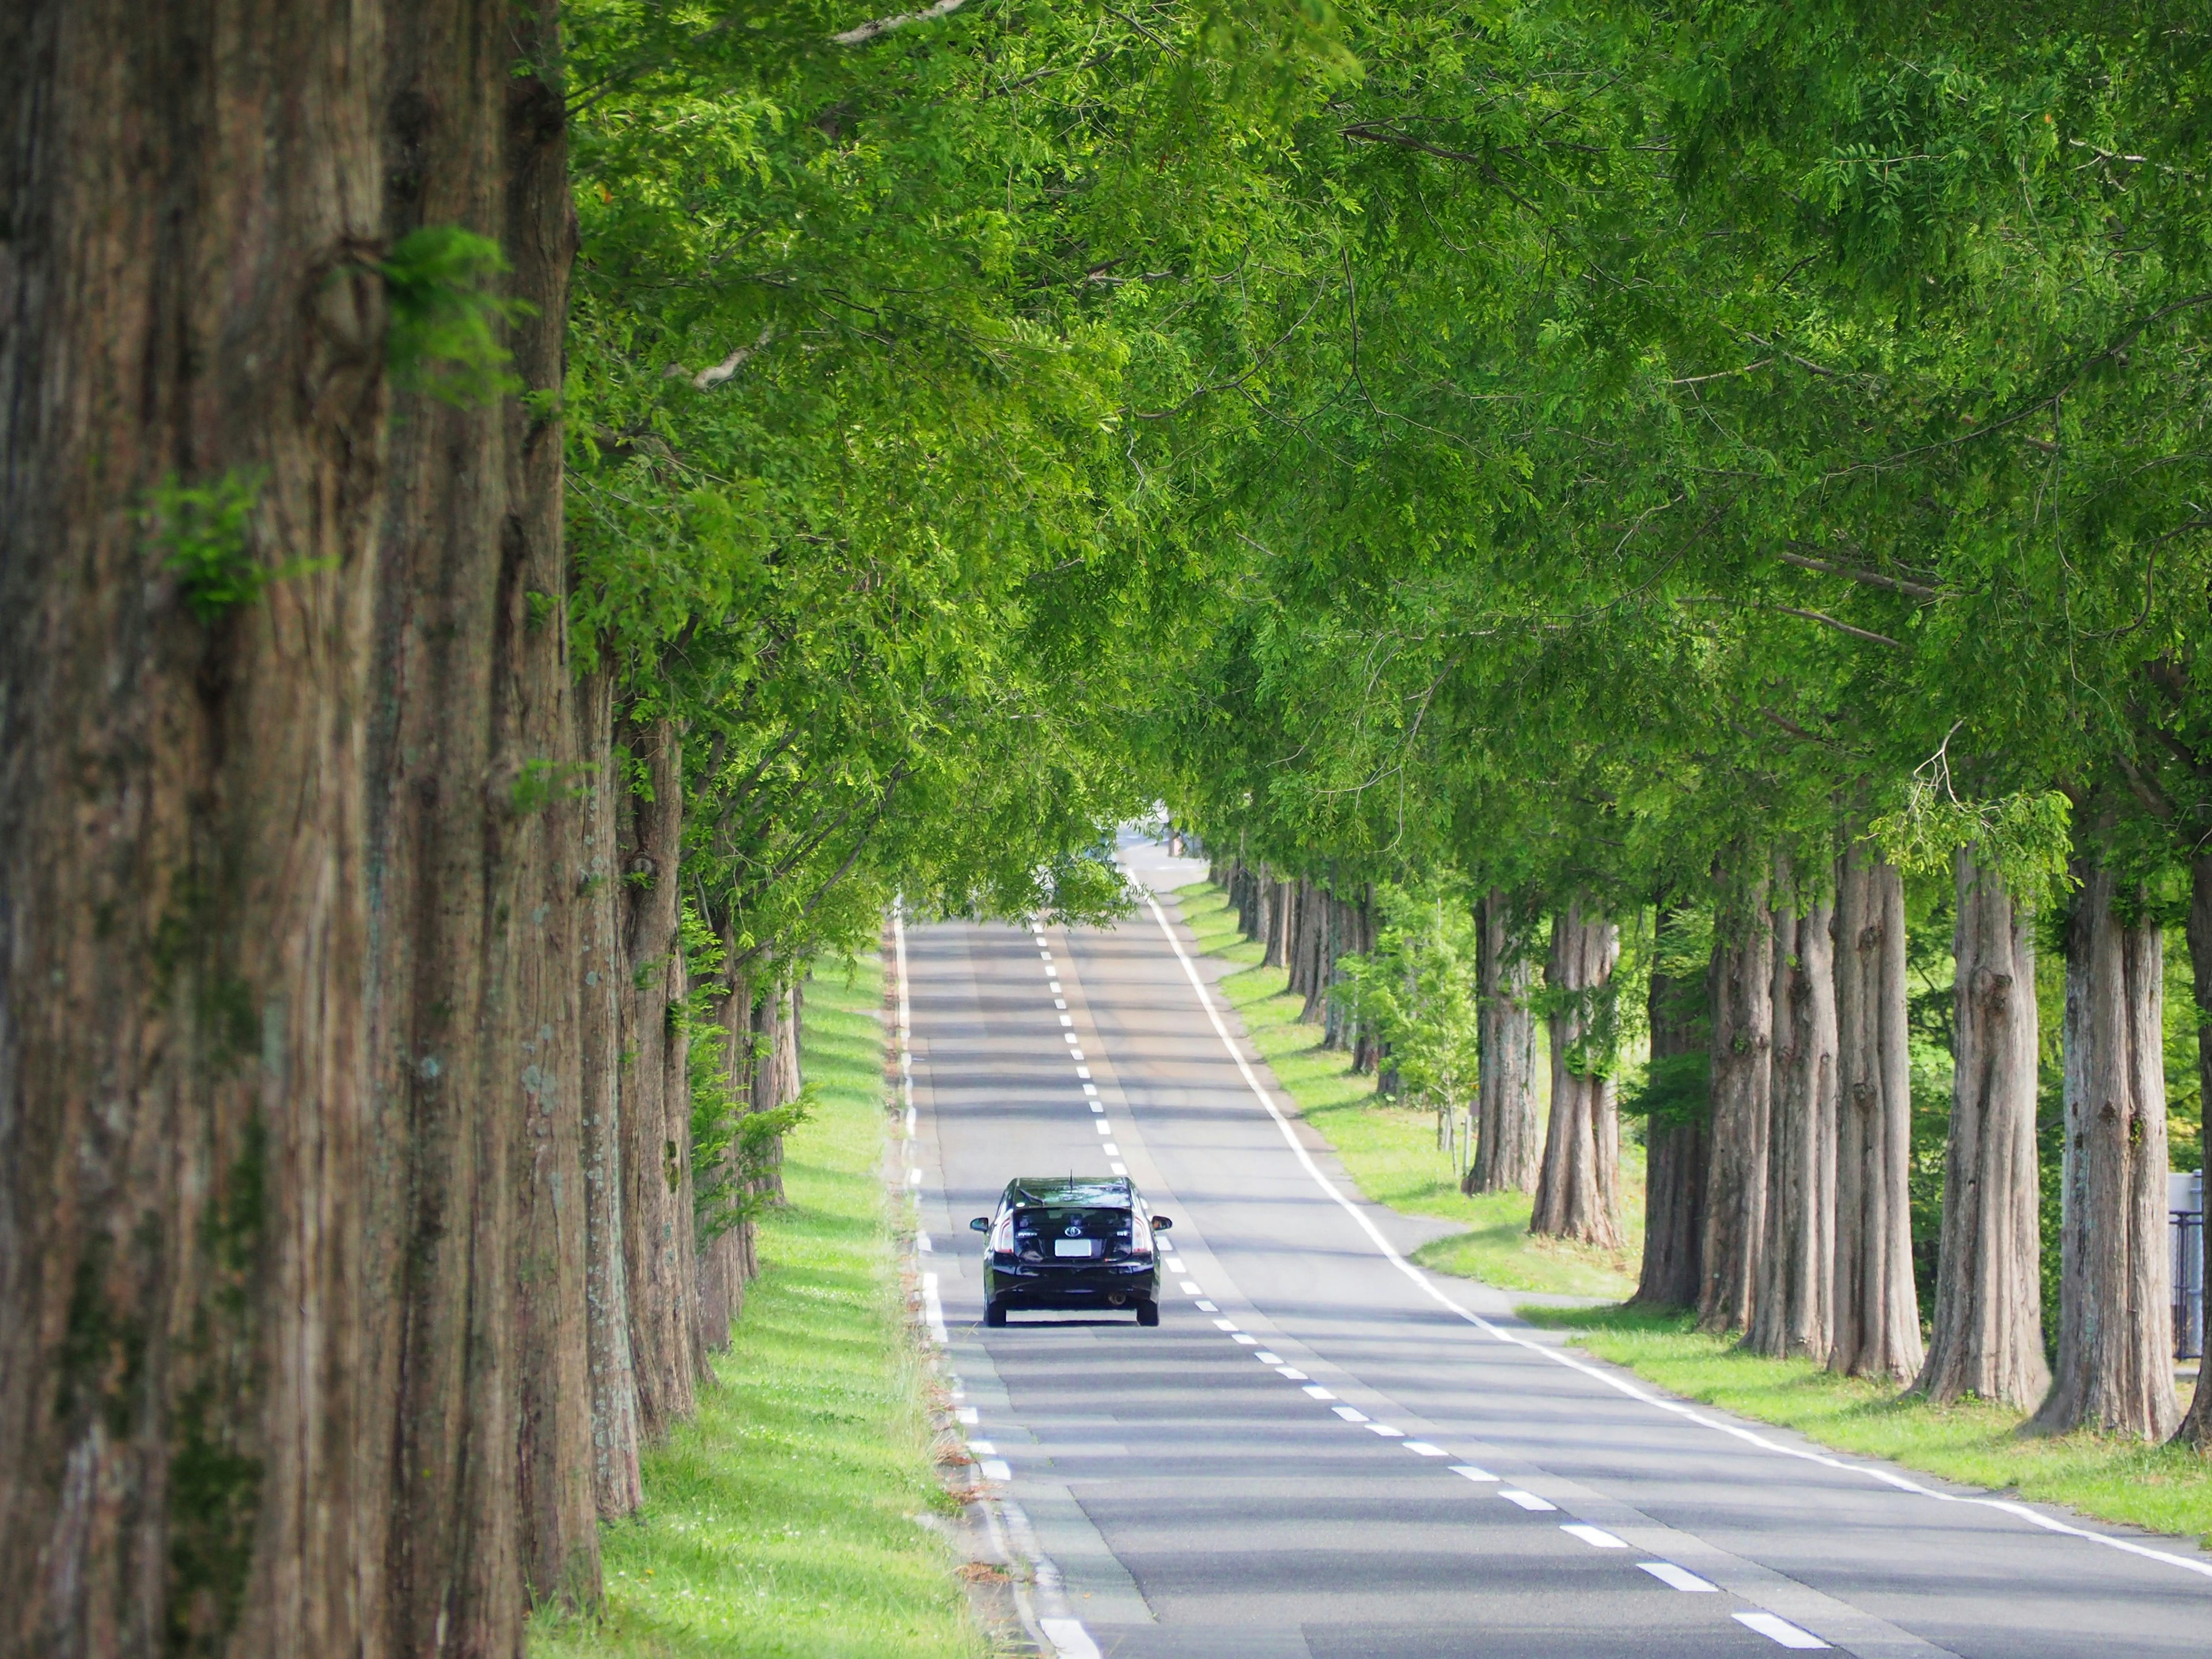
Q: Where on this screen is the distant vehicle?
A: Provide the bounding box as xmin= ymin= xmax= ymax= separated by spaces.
xmin=970 ymin=1175 xmax=1172 ymax=1326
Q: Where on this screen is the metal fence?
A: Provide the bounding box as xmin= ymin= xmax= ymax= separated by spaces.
xmin=2179 ymin=1205 xmax=2205 ymax=1363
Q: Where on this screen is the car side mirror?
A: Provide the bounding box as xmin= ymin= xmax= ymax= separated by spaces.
xmin=969 ymin=1217 xmax=991 ymax=1232
xmin=1151 ymin=1216 xmax=1172 ymax=1231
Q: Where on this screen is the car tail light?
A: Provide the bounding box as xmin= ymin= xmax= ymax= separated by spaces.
xmin=1127 ymin=1214 xmax=1155 ymax=1258
xmin=989 ymin=1213 xmax=1014 ymax=1254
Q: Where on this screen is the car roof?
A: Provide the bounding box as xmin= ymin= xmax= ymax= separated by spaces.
xmin=1002 ymin=1176 xmax=1134 ymax=1207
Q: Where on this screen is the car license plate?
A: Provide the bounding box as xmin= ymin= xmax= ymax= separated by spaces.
xmin=1054 ymin=1239 xmax=1095 ymax=1257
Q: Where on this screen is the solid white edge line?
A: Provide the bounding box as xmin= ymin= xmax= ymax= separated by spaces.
xmin=1038 ymin=1616 xmax=1103 ymax=1659
xmin=1139 ymin=892 xmax=2212 ymax=1584
xmin=921 ymin=1271 xmax=948 ymax=1347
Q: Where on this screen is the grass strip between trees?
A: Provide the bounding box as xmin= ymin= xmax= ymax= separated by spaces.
xmin=532 ymin=952 xmax=983 ymax=1659
xmin=1173 ymin=881 xmax=1642 ymax=1300
xmin=1517 ymin=1304 xmax=2212 ymax=1551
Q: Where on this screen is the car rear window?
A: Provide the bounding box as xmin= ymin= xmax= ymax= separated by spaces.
xmin=1013 ymin=1206 xmax=1133 ymax=1260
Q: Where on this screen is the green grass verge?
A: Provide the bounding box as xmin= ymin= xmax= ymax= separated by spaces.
xmin=1517 ymin=1303 xmax=2212 ymax=1549
xmin=532 ymin=953 xmax=983 ymax=1659
xmin=1174 ymin=881 xmax=1642 ymax=1300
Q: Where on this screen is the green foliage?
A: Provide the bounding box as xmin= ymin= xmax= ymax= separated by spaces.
xmin=1335 ymin=876 xmax=1483 ymax=1108
xmin=377 ymin=226 xmax=532 ymax=404
xmin=147 ymin=471 xmax=267 ymax=623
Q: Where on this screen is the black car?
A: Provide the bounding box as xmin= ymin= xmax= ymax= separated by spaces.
xmin=969 ymin=1175 xmax=1173 ymax=1326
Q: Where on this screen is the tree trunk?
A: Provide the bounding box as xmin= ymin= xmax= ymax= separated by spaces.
xmin=499 ymin=8 xmax=598 ymax=1605
xmin=1468 ymin=889 xmax=1541 ymax=1195
xmin=1830 ymin=843 xmax=1922 ymax=1381
xmin=1531 ymin=900 xmax=1623 ymax=1248
xmin=0 ymin=6 xmax=389 ymax=1652
xmin=1262 ymin=876 xmax=1291 ymax=968
xmin=1699 ymin=860 xmax=1774 ymax=1334
xmin=1916 ymin=847 xmax=2048 ymax=1408
xmin=2029 ymin=860 xmax=2178 ymax=1439
xmin=1746 ymin=858 xmax=1838 ymax=1362
xmin=618 ymin=716 xmax=699 ymax=1440
xmin=1322 ymin=893 xmax=1358 ymax=1050
xmin=695 ymin=963 xmax=753 ymax=1358
xmin=2173 ymin=855 xmax=2212 ymax=1446
xmin=574 ymin=672 xmax=643 ymax=1516
xmin=1634 ymin=898 xmax=1708 ymax=1306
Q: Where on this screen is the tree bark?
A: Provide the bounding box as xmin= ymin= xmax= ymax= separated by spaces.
xmin=0 ymin=5 xmax=389 ymax=1652
xmin=1830 ymin=843 xmax=1923 ymax=1381
xmin=2029 ymin=860 xmax=2178 ymax=1439
xmin=1262 ymin=876 xmax=1291 ymax=968
xmin=2173 ymin=855 xmax=2212 ymax=1446
xmin=1531 ymin=900 xmax=1623 ymax=1248
xmin=1634 ymin=898 xmax=1708 ymax=1306
xmin=1468 ymin=889 xmax=1541 ymax=1195
xmin=574 ymin=672 xmax=643 ymax=1516
xmin=499 ymin=7 xmax=597 ymax=1605
xmin=617 ymin=716 xmax=699 ymax=1441
xmin=1746 ymin=858 xmax=1838 ymax=1362
xmin=1916 ymin=847 xmax=2048 ymax=1408
xmin=1699 ymin=859 xmax=1774 ymax=1335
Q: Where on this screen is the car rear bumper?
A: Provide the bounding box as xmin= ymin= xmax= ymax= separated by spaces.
xmin=985 ymin=1257 xmax=1158 ymax=1308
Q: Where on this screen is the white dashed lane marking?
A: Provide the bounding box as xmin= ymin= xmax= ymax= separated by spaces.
xmin=1402 ymin=1441 xmax=1446 ymax=1457
xmin=1499 ymin=1490 xmax=1556 ymax=1512
xmin=1332 ymin=1406 xmax=1369 ymax=1423
xmin=1561 ymin=1524 xmax=1627 ymax=1550
xmin=1303 ymin=1385 xmax=1335 ymax=1400
xmin=1195 ymin=1300 xmax=1218 ymax=1312
xmin=1638 ymin=1562 xmax=1717 ymax=1593
xmin=1179 ymin=1281 xmax=1203 ymax=1295
xmin=1365 ymin=1423 xmax=1406 ymax=1438
xmin=1450 ymin=1465 xmax=1498 ymax=1483
xmin=1733 ymin=1611 xmax=1830 ymax=1649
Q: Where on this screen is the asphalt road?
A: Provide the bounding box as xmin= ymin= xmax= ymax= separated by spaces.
xmin=899 ymin=837 xmax=2212 ymax=1659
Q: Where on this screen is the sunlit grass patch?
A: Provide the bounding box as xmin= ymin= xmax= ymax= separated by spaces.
xmin=532 ymin=953 xmax=983 ymax=1659
xmin=1175 ymin=880 xmax=1641 ymax=1301
xmin=1518 ymin=1303 xmax=2212 ymax=1550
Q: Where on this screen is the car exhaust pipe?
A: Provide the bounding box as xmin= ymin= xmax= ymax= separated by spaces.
xmin=1108 ymin=1291 xmax=1128 ymax=1306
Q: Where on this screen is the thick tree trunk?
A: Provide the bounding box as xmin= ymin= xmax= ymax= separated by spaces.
xmin=0 ymin=6 xmax=389 ymax=1652
xmin=1262 ymin=876 xmax=1291 ymax=968
xmin=1321 ymin=894 xmax=1359 ymax=1050
xmin=1746 ymin=859 xmax=1838 ymax=1362
xmin=2030 ymin=861 xmax=2177 ymax=1439
xmin=1916 ymin=848 xmax=2047 ymax=1408
xmin=1830 ymin=843 xmax=1923 ymax=1381
xmin=617 ymin=717 xmax=699 ymax=1441
xmin=1699 ymin=861 xmax=1774 ymax=1335
xmin=2173 ymin=855 xmax=2212 ymax=1446
xmin=500 ymin=10 xmax=597 ymax=1606
xmin=1531 ymin=900 xmax=1623 ymax=1248
xmin=695 ymin=965 xmax=754 ymax=1358
xmin=1634 ymin=899 xmax=1708 ymax=1306
xmin=574 ymin=673 xmax=643 ymax=1516
xmin=1297 ymin=880 xmax=1335 ymax=1023
xmin=1468 ymin=889 xmax=1541 ymax=1195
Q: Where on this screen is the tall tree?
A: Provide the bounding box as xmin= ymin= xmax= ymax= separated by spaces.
xmin=2031 ymin=860 xmax=2179 ymax=1438
xmin=1531 ymin=901 xmax=1623 ymax=1249
xmin=1917 ymin=849 xmax=2048 ymax=1407
xmin=1469 ymin=891 xmax=1543 ymax=1194
xmin=1747 ymin=858 xmax=1839 ymax=1361
xmin=1830 ymin=843 xmax=1923 ymax=1381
